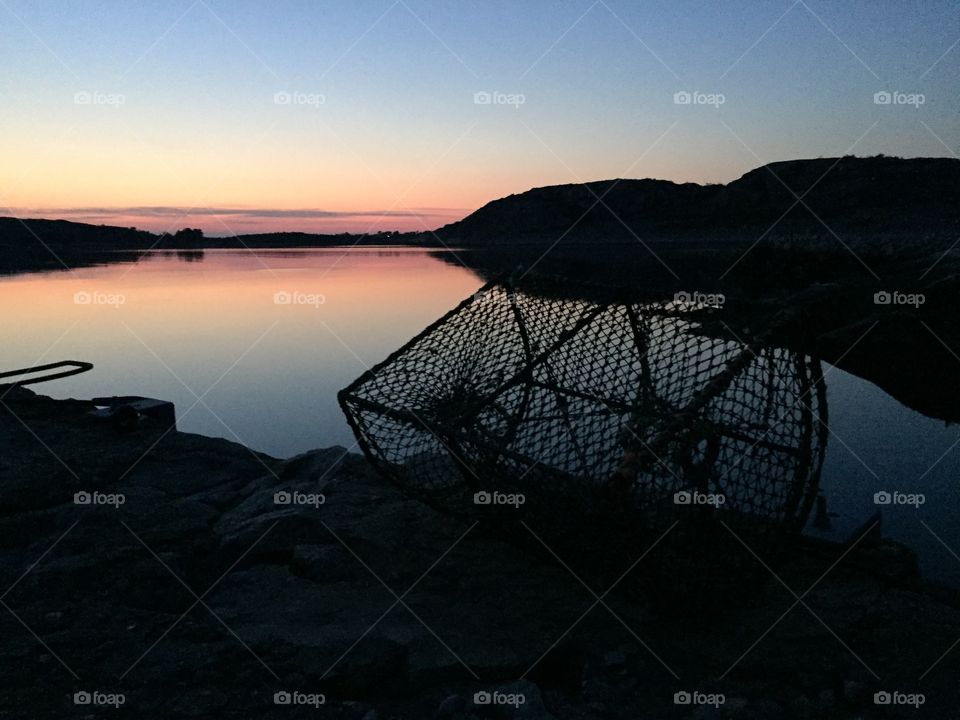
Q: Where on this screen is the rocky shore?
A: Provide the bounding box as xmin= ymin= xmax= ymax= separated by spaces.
xmin=2 ymin=385 xmax=960 ymax=718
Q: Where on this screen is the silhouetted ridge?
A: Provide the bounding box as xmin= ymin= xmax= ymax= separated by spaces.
xmin=435 ymin=156 xmax=960 ymax=245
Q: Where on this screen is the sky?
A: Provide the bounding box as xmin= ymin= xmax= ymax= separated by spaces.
xmin=0 ymin=0 xmax=957 ymax=235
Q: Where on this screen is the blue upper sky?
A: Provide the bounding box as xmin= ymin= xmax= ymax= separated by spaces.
xmin=0 ymin=0 xmax=957 ymax=233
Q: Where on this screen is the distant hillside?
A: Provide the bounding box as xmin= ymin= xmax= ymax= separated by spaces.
xmin=0 ymin=219 xmax=423 ymax=273
xmin=0 ymin=218 xmax=155 ymax=273
xmin=0 ymin=217 xmax=155 ymax=250
xmin=212 ymin=230 xmax=420 ymax=248
xmin=435 ymin=156 xmax=960 ymax=245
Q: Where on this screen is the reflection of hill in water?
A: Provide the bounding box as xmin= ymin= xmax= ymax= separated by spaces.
xmin=341 ymin=279 xmax=828 ymax=588
xmin=434 ymin=244 xmax=960 ymax=424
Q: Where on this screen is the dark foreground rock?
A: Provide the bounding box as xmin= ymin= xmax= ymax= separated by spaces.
xmin=1 ymin=388 xmax=959 ymax=719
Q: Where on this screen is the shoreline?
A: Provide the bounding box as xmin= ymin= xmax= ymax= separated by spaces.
xmin=2 ymin=385 xmax=960 ymax=718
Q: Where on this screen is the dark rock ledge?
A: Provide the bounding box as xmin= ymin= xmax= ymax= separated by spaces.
xmin=1 ymin=387 xmax=958 ymax=719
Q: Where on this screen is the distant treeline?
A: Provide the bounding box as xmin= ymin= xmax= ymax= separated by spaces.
xmin=0 ymin=220 xmax=431 ymax=273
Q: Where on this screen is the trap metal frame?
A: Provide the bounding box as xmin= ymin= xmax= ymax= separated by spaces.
xmin=339 ymin=278 xmax=828 ymax=555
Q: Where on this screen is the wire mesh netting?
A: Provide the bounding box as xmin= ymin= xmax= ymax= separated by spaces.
xmin=339 ymin=279 xmax=828 ymax=574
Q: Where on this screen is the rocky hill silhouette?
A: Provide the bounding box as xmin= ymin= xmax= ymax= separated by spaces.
xmin=434 ymin=156 xmax=960 ymax=245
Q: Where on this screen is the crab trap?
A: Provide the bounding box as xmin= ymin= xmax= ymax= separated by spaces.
xmin=339 ymin=279 xmax=828 ymax=577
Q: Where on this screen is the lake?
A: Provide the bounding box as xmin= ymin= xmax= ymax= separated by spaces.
xmin=0 ymin=248 xmax=480 ymax=456
xmin=1 ymin=248 xmax=958 ymax=585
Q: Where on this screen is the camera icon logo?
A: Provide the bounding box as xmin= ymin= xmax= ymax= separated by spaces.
xmin=73 ymin=691 xmax=92 ymax=705
xmin=274 ymin=690 xmax=292 ymax=705
xmin=874 ymin=91 xmax=892 ymax=105
xmin=874 ymin=690 xmax=891 ymax=705
xmin=473 ymin=491 xmax=492 ymax=505
xmin=273 ymin=290 xmax=292 ymax=305
xmin=74 ymin=491 xmax=92 ymax=505
xmin=473 ymin=91 xmax=492 ymax=105
xmin=473 ymin=691 xmax=492 ymax=705
xmin=874 ymin=291 xmax=891 ymax=305
xmin=674 ymin=690 xmax=692 ymax=704
xmin=874 ymin=491 xmax=892 ymax=505
xmin=674 ymin=91 xmax=692 ymax=105
xmin=673 ymin=491 xmax=692 ymax=505
xmin=274 ymin=491 xmax=292 ymax=505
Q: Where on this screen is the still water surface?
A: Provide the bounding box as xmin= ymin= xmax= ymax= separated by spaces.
xmin=0 ymin=248 xmax=957 ymax=583
xmin=0 ymin=249 xmax=479 ymax=455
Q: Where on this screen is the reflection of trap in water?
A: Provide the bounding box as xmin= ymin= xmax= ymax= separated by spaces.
xmin=339 ymin=280 xmax=828 ymax=572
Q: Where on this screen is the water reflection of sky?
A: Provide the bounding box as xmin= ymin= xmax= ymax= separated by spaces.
xmin=0 ymin=249 xmax=482 ymax=456
xmin=817 ymin=367 xmax=960 ymax=586
xmin=1 ymin=248 xmax=957 ymax=584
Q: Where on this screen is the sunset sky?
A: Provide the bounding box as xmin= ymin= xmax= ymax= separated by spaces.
xmin=1 ymin=0 xmax=957 ymax=235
